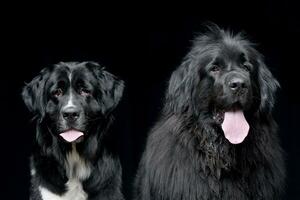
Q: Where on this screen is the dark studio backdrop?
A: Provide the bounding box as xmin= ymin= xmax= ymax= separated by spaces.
xmin=1 ymin=1 xmax=300 ymax=199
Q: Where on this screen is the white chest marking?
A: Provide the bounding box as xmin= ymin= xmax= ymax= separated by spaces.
xmin=39 ymin=144 xmax=91 ymax=200
xmin=39 ymin=180 xmax=87 ymax=200
xmin=65 ymin=144 xmax=91 ymax=180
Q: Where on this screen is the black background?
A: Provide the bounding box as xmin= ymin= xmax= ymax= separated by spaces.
xmin=1 ymin=2 xmax=300 ymax=199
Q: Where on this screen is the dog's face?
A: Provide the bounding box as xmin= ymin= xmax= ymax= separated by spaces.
xmin=22 ymin=62 xmax=124 ymax=143
xmin=166 ymin=27 xmax=279 ymax=144
xmin=203 ymin=45 xmax=253 ymax=112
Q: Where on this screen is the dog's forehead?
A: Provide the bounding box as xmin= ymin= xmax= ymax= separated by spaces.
xmin=51 ymin=62 xmax=95 ymax=81
xmin=71 ymin=66 xmax=96 ymax=83
xmin=218 ymin=42 xmax=246 ymax=61
xmin=198 ymin=48 xmax=244 ymax=70
xmin=47 ymin=65 xmax=69 ymax=81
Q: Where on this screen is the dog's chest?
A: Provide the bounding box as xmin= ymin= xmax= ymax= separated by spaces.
xmin=65 ymin=144 xmax=91 ymax=180
xmin=39 ymin=145 xmax=91 ymax=200
xmin=39 ymin=180 xmax=87 ymax=200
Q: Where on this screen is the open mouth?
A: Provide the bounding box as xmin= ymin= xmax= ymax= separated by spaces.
xmin=213 ymin=105 xmax=250 ymax=144
xmin=59 ymin=129 xmax=84 ymax=143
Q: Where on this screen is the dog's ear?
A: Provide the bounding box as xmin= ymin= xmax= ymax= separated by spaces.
xmin=99 ymin=70 xmax=124 ymax=114
xmin=257 ymin=59 xmax=280 ymax=113
xmin=22 ymin=68 xmax=50 ymax=118
xmin=166 ymin=59 xmax=199 ymax=114
xmin=87 ymin=62 xmax=124 ymax=115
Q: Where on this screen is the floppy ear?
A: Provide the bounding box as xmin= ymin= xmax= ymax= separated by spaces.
xmin=87 ymin=62 xmax=124 ymax=115
xmin=22 ymin=68 xmax=50 ymax=117
xmin=257 ymin=59 xmax=280 ymax=113
xmin=98 ymin=70 xmax=124 ymax=114
xmin=166 ymin=59 xmax=198 ymax=114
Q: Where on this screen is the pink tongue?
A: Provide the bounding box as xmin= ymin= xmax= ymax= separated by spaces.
xmin=221 ymin=110 xmax=250 ymax=144
xmin=59 ymin=130 xmax=84 ymax=142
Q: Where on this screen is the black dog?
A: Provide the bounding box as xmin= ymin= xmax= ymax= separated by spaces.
xmin=22 ymin=62 xmax=124 ymax=200
xmin=134 ymin=26 xmax=285 ymax=199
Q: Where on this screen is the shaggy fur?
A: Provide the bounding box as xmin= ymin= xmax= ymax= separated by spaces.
xmin=22 ymin=61 xmax=124 ymax=200
xmin=134 ymin=26 xmax=285 ymax=200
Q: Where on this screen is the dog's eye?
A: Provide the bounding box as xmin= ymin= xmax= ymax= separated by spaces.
xmin=79 ymin=88 xmax=91 ymax=96
xmin=242 ymin=63 xmax=251 ymax=72
xmin=210 ymin=65 xmax=221 ymax=73
xmin=53 ymin=88 xmax=63 ymax=97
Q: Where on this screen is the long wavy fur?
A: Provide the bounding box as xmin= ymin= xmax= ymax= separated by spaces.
xmin=134 ymin=25 xmax=285 ymax=200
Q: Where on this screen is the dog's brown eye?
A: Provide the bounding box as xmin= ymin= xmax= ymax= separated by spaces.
xmin=80 ymin=88 xmax=91 ymax=96
xmin=210 ymin=65 xmax=221 ymax=72
xmin=53 ymin=88 xmax=63 ymax=97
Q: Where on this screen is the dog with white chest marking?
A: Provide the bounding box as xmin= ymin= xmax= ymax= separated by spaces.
xmin=22 ymin=61 xmax=124 ymax=200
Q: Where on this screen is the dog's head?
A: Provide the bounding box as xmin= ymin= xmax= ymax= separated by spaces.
xmin=166 ymin=25 xmax=279 ymax=144
xmin=22 ymin=61 xmax=124 ymax=143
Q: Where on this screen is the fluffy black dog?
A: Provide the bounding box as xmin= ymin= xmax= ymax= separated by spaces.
xmin=134 ymin=26 xmax=285 ymax=200
xmin=22 ymin=61 xmax=124 ymax=200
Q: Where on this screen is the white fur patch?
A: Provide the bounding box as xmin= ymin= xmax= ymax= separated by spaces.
xmin=31 ymin=168 xmax=36 ymax=176
xmin=39 ymin=144 xmax=91 ymax=200
xmin=39 ymin=179 xmax=87 ymax=200
xmin=65 ymin=144 xmax=91 ymax=180
xmin=64 ymin=91 xmax=75 ymax=109
xmin=63 ymin=73 xmax=75 ymax=110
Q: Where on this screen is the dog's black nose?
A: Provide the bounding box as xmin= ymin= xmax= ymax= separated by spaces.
xmin=62 ymin=107 xmax=80 ymax=121
xmin=228 ymin=78 xmax=247 ymax=91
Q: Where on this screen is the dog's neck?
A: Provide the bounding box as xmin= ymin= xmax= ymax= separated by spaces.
xmin=65 ymin=144 xmax=91 ymax=180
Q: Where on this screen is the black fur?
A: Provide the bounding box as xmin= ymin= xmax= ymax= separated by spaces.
xmin=134 ymin=26 xmax=285 ymax=200
xmin=22 ymin=61 xmax=124 ymax=200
